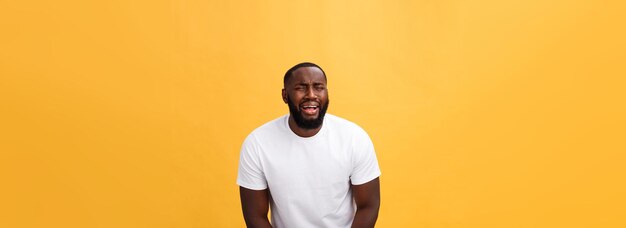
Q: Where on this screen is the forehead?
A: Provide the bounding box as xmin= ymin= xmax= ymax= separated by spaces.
xmin=288 ymin=67 xmax=326 ymax=85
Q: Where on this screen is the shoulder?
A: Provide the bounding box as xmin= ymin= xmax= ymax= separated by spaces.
xmin=244 ymin=114 xmax=289 ymax=143
xmin=324 ymin=113 xmax=370 ymax=138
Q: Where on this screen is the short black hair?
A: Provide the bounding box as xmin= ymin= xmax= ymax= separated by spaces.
xmin=283 ymin=62 xmax=327 ymax=86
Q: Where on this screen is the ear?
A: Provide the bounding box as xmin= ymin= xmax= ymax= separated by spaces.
xmin=282 ymin=88 xmax=287 ymax=104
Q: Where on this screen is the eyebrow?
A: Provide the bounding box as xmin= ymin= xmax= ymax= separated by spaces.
xmin=294 ymin=81 xmax=325 ymax=86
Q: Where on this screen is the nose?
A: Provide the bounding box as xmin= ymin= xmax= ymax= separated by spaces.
xmin=304 ymin=86 xmax=317 ymax=99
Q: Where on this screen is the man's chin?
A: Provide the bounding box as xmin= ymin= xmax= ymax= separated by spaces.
xmin=293 ymin=114 xmax=323 ymax=129
xmin=300 ymin=115 xmax=319 ymax=121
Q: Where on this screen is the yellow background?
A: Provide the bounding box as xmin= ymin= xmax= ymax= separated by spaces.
xmin=1 ymin=0 xmax=625 ymax=227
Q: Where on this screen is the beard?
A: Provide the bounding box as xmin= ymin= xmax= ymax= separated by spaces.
xmin=287 ymin=97 xmax=329 ymax=130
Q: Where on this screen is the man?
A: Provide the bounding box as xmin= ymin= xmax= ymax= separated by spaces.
xmin=237 ymin=62 xmax=381 ymax=228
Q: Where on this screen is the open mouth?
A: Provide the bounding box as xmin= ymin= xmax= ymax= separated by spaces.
xmin=300 ymin=104 xmax=319 ymax=116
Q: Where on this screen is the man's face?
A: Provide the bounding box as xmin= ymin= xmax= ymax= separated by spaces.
xmin=283 ymin=67 xmax=329 ymax=129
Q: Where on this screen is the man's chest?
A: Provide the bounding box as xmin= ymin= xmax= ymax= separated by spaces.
xmin=260 ymin=141 xmax=352 ymax=191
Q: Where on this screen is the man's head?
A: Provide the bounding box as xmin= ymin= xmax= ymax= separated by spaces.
xmin=282 ymin=62 xmax=329 ymax=130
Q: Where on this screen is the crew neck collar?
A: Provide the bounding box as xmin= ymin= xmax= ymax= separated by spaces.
xmin=284 ymin=114 xmax=327 ymax=141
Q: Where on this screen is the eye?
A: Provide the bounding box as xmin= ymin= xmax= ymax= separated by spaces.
xmin=295 ymin=86 xmax=305 ymax=91
xmin=315 ymin=85 xmax=325 ymax=90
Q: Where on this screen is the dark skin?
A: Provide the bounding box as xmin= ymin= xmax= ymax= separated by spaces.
xmin=239 ymin=187 xmax=272 ymax=228
xmin=240 ymin=66 xmax=380 ymax=227
xmin=282 ymin=66 xmax=328 ymax=137
xmin=350 ymin=177 xmax=381 ymax=228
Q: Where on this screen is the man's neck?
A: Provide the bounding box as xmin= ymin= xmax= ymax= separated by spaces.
xmin=288 ymin=116 xmax=322 ymax=138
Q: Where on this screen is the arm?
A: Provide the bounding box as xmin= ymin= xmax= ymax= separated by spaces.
xmin=239 ymin=187 xmax=272 ymax=228
xmin=351 ymin=177 xmax=380 ymax=228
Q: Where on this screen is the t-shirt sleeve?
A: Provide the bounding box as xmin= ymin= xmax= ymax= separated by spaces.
xmin=350 ymin=129 xmax=381 ymax=185
xmin=237 ymin=134 xmax=268 ymax=190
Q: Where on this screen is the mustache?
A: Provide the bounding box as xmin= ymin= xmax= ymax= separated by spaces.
xmin=299 ymin=99 xmax=320 ymax=104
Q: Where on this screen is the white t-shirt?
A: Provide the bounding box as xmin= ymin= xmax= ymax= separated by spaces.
xmin=237 ymin=113 xmax=381 ymax=228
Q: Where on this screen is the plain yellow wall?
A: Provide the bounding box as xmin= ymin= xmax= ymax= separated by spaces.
xmin=1 ymin=0 xmax=625 ymax=227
